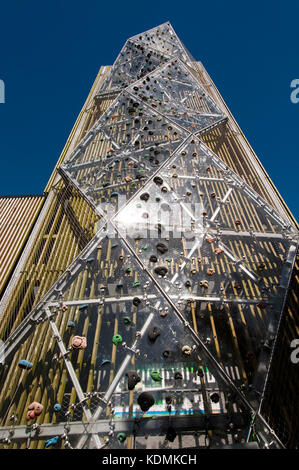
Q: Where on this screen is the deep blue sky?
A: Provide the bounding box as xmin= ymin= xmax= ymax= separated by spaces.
xmin=0 ymin=0 xmax=298 ymax=221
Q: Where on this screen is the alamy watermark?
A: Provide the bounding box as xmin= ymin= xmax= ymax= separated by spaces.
xmin=290 ymin=79 xmax=299 ymax=103
xmin=0 ymin=340 xmax=5 ymax=365
xmin=290 ymin=339 xmax=299 ymax=364
xmin=0 ymin=79 xmax=5 ymax=103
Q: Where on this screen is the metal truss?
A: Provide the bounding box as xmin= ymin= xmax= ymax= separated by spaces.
xmin=0 ymin=22 xmax=298 ymax=451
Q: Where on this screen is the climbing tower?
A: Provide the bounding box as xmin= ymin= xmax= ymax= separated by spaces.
xmin=0 ymin=22 xmax=298 ymax=450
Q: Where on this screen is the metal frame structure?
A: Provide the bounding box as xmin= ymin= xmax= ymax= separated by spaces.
xmin=0 ymin=22 xmax=298 ymax=450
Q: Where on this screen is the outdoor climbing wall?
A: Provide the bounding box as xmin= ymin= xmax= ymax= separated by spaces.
xmin=0 ymin=22 xmax=298 ymax=450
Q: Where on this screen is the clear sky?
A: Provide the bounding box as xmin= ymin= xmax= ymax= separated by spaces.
xmin=0 ymin=0 xmax=298 ymax=221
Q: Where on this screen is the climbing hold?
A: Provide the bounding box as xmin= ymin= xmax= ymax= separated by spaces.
xmin=140 ymin=192 xmax=150 ymax=201
xmin=210 ymin=192 xmax=216 ymax=198
xmin=112 ymin=334 xmax=122 ymax=345
xmin=133 ymin=297 xmax=141 ymax=306
xmin=116 ymin=281 xmax=123 ymax=289
xmin=61 ymin=304 xmax=68 ymax=312
xmin=123 ymin=316 xmax=131 ymax=324
xmin=235 ymin=219 xmax=241 ymax=226
xmin=79 ymin=304 xmax=88 ymax=311
xmin=150 ymin=371 xmax=162 ymax=382
xmin=210 ymin=392 xmax=220 ymax=403
xmin=205 ymin=237 xmax=214 ymax=244
xmin=197 ymin=368 xmax=204 ymax=378
xmin=207 ymin=268 xmax=215 ymax=276
xmin=200 ymin=280 xmax=209 ymax=289
xmin=215 ymin=248 xmax=224 ymax=255
xmin=174 ymin=371 xmax=183 ymax=380
xmin=149 ymin=255 xmax=157 ymax=263
xmin=165 ymin=395 xmax=172 ymax=405
xmin=137 ymin=392 xmax=155 ymax=412
xmin=54 ymin=404 xmax=61 ymax=412
xmin=71 ymin=336 xmax=87 ymax=350
xmin=125 ymin=267 xmax=132 ymax=273
xmin=45 ymin=436 xmax=59 ymax=448
xmin=162 ymin=350 xmax=170 ymax=359
xmin=100 ymin=359 xmax=111 ymax=367
xmin=153 ymin=176 xmax=163 ymax=185
xmin=133 ymin=281 xmax=141 ymax=288
xmin=156 ymin=242 xmax=168 ymax=254
xmin=27 ymin=402 xmax=43 ymax=420
xmin=166 ymin=426 xmax=177 ymax=442
xmin=125 ymin=176 xmax=133 ymax=183
xmin=110 ymin=192 xmax=119 ymax=198
xmin=148 ymin=326 xmax=161 ymax=343
xmin=126 ymin=371 xmax=141 ymax=390
xmin=182 ymin=345 xmax=192 ymax=356
xmin=185 ymin=280 xmax=192 ymax=288
xmin=117 ymin=432 xmax=127 ymax=443
xmin=154 ymin=266 xmax=168 ymax=276
xmin=67 ymin=321 xmax=75 ymax=328
xmin=18 ymin=360 xmax=33 ymax=370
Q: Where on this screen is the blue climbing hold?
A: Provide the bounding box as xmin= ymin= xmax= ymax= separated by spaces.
xmin=101 ymin=359 xmax=111 ymax=367
xmin=79 ymin=304 xmax=88 ymax=311
xmin=45 ymin=436 xmax=59 ymax=448
xmin=67 ymin=321 xmax=75 ymax=328
xmin=54 ymin=404 xmax=61 ymax=412
xmin=18 ymin=360 xmax=33 ymax=370
xmin=111 ymin=192 xmax=119 ymax=198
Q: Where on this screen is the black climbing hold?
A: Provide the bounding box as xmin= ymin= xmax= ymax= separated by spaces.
xmin=210 ymin=392 xmax=220 ymax=403
xmin=126 ymin=371 xmax=141 ymax=390
xmin=149 ymin=255 xmax=157 ymax=263
xmin=185 ymin=280 xmax=192 ymax=288
xmin=174 ymin=371 xmax=183 ymax=380
xmin=137 ymin=392 xmax=155 ymax=412
xmin=166 ymin=426 xmax=177 ymax=442
xmin=140 ymin=192 xmax=150 ymax=201
xmin=162 ymin=350 xmax=170 ymax=358
xmin=165 ymin=395 xmax=172 ymax=404
xmin=153 ymin=176 xmax=163 ymax=185
xmin=154 ymin=266 xmax=168 ymax=276
xmin=133 ymin=297 xmax=141 ymax=306
xmin=148 ymin=326 xmax=161 ymax=343
xmin=156 ymin=242 xmax=168 ymax=254
xmin=197 ymin=368 xmax=204 ymax=378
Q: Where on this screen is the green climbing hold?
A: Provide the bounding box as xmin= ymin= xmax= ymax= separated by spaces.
xmin=150 ymin=371 xmax=162 ymax=382
xmin=133 ymin=281 xmax=141 ymax=288
xmin=165 ymin=258 xmax=172 ymax=262
xmin=141 ymin=244 xmax=148 ymax=250
xmin=123 ymin=316 xmax=131 ymax=325
xmin=117 ymin=432 xmax=126 ymax=443
xmin=125 ymin=267 xmax=132 ymax=273
xmin=112 ymin=334 xmax=122 ymax=346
